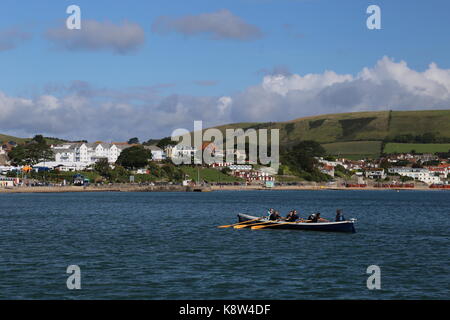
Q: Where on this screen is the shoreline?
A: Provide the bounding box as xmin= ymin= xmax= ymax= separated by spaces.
xmin=0 ymin=184 xmax=447 ymax=194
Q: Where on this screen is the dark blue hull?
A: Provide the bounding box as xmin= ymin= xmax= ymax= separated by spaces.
xmin=238 ymin=213 xmax=356 ymax=233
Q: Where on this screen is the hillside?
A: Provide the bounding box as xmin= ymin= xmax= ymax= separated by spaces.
xmin=0 ymin=134 xmax=67 ymax=146
xmin=210 ymin=109 xmax=450 ymax=158
xmin=3 ymin=109 xmax=450 ymax=160
xmin=0 ymin=133 xmax=28 ymax=145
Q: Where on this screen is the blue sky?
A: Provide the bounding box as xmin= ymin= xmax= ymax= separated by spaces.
xmin=1 ymin=0 xmax=450 ymax=141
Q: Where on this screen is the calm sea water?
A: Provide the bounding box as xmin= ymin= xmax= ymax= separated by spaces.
xmin=0 ymin=190 xmax=448 ymax=300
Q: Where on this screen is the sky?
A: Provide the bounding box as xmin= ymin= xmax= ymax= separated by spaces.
xmin=1 ymin=0 xmax=450 ymax=141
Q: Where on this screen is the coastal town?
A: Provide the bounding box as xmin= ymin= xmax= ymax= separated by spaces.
xmin=1 ymin=135 xmax=450 ymax=191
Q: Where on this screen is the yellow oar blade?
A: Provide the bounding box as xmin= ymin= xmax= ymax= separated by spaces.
xmin=217 ymin=218 xmax=260 ymax=228
xmin=251 ymin=221 xmax=299 ymax=230
xmin=234 ymin=221 xmax=270 ymax=229
xmin=251 ymin=224 xmax=275 ymax=230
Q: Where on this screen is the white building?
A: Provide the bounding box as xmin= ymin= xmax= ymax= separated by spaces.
xmin=388 ymin=167 xmax=441 ymax=185
xmin=34 ymin=142 xmax=132 ymax=171
xmin=365 ymin=169 xmax=386 ymax=180
xmin=144 ymin=146 xmax=166 ymax=161
xmin=165 ymin=145 xmax=198 ymax=161
xmin=53 ymin=142 xmax=130 ymax=165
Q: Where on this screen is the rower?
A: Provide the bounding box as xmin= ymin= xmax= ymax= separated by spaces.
xmin=335 ymin=209 xmax=345 ymax=221
xmin=286 ymin=210 xmax=299 ymax=222
xmin=269 ymin=210 xmax=281 ymax=221
xmin=307 ymin=213 xmax=319 ymax=222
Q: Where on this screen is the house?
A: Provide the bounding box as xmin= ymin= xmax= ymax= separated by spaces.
xmin=388 ymin=167 xmax=441 ymax=185
xmin=365 ymin=168 xmax=386 ymax=180
xmin=143 ymin=145 xmax=166 ymax=161
xmin=320 ymin=165 xmax=335 ymax=177
xmin=165 ymin=145 xmax=198 ymax=161
xmin=317 ymin=158 xmax=347 ymax=169
xmin=427 ymin=166 xmax=449 ymax=178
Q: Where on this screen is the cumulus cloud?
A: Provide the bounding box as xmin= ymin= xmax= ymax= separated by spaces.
xmin=234 ymin=56 xmax=450 ymax=121
xmin=46 ymin=20 xmax=145 ymax=54
xmin=152 ymin=9 xmax=263 ymax=41
xmin=0 ymin=28 xmax=31 ymax=51
xmin=0 ymin=82 xmax=231 ymax=141
xmin=1 ymin=57 xmax=450 ymax=141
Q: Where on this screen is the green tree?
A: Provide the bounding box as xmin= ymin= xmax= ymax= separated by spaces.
xmin=279 ymin=141 xmax=329 ymax=181
xmin=116 ymin=146 xmax=152 ymax=169
xmin=8 ymin=138 xmax=54 ymax=165
xmin=109 ymin=165 xmax=130 ymax=183
xmin=127 ymin=137 xmax=140 ymax=144
xmin=32 ymin=134 xmax=46 ymax=144
xmin=93 ymin=158 xmax=110 ymax=178
xmin=221 ymin=167 xmax=231 ymax=175
xmin=156 ymin=137 xmax=177 ymax=149
xmin=281 ymin=141 xmax=326 ymax=173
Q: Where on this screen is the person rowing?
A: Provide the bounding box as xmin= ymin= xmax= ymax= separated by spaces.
xmin=269 ymin=210 xmax=281 ymax=221
xmin=335 ymin=209 xmax=346 ymax=222
xmin=286 ymin=210 xmax=299 ymax=222
xmin=307 ymin=212 xmax=329 ymax=223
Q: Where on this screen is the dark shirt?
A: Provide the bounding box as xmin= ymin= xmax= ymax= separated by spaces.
xmin=286 ymin=213 xmax=299 ymax=222
xmin=269 ymin=212 xmax=280 ymax=221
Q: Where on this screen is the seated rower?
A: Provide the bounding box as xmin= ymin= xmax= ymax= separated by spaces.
xmin=335 ymin=209 xmax=346 ymax=222
xmin=307 ymin=213 xmax=319 ymax=222
xmin=269 ymin=210 xmax=281 ymax=221
xmin=286 ymin=210 xmax=299 ymax=222
xmin=307 ymin=212 xmax=329 ymax=223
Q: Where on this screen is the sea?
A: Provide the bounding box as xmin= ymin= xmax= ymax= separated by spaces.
xmin=0 ymin=190 xmax=448 ymax=299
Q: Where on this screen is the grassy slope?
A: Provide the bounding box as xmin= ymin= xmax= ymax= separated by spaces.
xmin=211 ymin=110 xmax=450 ymax=157
xmin=180 ymin=167 xmax=243 ymax=182
xmin=0 ymin=134 xmax=28 ymax=144
xmin=0 ymin=134 xmax=67 ymax=145
xmin=323 ymin=141 xmax=382 ymax=158
xmin=388 ymin=110 xmax=450 ymax=138
xmin=384 ymin=143 xmax=450 ymax=154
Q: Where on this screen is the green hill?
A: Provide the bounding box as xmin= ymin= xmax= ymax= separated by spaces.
xmin=0 ymin=133 xmax=28 ymax=145
xmin=210 ymin=109 xmax=450 ymax=158
xmin=0 ymin=134 xmax=67 ymax=146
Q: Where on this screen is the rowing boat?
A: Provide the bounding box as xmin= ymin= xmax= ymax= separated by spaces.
xmin=237 ymin=213 xmax=356 ymax=233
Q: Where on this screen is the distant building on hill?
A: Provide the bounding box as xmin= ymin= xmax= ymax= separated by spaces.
xmin=143 ymin=145 xmax=166 ymax=161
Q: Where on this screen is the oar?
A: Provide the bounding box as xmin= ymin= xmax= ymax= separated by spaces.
xmin=251 ymin=219 xmax=315 ymax=230
xmin=251 ymin=220 xmax=303 ymax=230
xmin=234 ymin=221 xmax=272 ymax=229
xmin=217 ymin=218 xmax=261 ymax=229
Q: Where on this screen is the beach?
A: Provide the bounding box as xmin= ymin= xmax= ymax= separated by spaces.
xmin=0 ymin=184 xmax=442 ymax=193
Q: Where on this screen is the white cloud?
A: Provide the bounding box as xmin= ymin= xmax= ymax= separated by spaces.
xmin=1 ymin=57 xmax=450 ymax=141
xmin=235 ymin=56 xmax=450 ymax=121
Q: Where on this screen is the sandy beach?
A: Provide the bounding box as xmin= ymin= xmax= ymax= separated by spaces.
xmin=0 ymin=184 xmax=443 ymax=193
